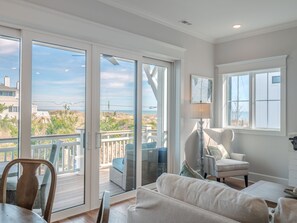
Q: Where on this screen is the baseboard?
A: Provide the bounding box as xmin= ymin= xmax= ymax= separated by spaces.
xmin=231 ymin=172 xmax=288 ymax=185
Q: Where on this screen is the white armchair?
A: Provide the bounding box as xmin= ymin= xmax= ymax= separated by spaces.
xmin=203 ymin=128 xmax=249 ymax=187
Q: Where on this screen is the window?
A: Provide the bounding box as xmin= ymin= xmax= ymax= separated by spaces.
xmin=225 ymin=68 xmax=282 ymax=131
xmin=8 ymin=106 xmax=18 ymax=112
xmin=217 ymin=56 xmax=287 ymax=135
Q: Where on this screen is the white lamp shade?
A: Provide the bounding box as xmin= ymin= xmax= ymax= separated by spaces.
xmin=192 ymin=103 xmax=211 ymax=119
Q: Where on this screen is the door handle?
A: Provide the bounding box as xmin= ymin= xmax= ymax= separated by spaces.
xmin=95 ymin=132 xmax=101 ymax=149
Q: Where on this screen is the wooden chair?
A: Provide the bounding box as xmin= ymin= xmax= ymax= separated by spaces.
xmin=0 ymin=159 xmax=57 ymax=223
xmin=97 ymin=191 xmax=110 ymax=223
xmin=4 ymin=141 xmax=61 ymax=212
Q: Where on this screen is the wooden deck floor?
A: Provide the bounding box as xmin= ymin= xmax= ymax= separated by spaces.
xmin=53 ymin=167 xmax=124 ymax=212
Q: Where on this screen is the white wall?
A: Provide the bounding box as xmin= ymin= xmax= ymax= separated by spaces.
xmin=0 ymin=0 xmax=214 ymax=172
xmin=215 ymin=27 xmax=297 ymax=184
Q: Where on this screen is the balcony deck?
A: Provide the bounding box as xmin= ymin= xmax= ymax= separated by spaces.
xmin=53 ymin=167 xmax=124 ymax=212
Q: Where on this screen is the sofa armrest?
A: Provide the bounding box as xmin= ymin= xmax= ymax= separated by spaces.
xmin=274 ymin=197 xmax=297 ymax=223
xmin=127 ymin=187 xmax=238 ymax=223
xmin=204 ymin=155 xmax=216 ymax=176
xmin=230 ymin=153 xmax=246 ymax=161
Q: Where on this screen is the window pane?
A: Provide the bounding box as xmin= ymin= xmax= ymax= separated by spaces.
xmin=228 ymin=101 xmax=249 ymax=127
xmin=268 ymin=72 xmax=281 ymax=100
xmin=32 ymin=41 xmax=86 ymax=213
xmin=238 ymin=102 xmax=249 ymax=127
xmin=255 ymin=101 xmax=268 ymax=128
xmin=268 ymin=101 xmax=280 ymax=129
xmin=142 ymin=63 xmax=168 ymax=186
xmin=0 ymin=36 xmax=20 ymax=176
xmin=256 ymin=73 xmax=268 ymax=100
xmin=238 ymin=75 xmax=249 ymax=100
xmin=228 ymin=76 xmax=238 ymax=101
xmin=99 ymin=54 xmax=136 ymax=197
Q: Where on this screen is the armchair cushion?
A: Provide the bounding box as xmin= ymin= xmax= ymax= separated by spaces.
xmin=111 ymin=158 xmax=124 ymax=173
xmin=216 ymin=159 xmax=249 ymax=172
xmin=208 ymin=144 xmax=230 ymax=160
xmin=230 ymin=153 xmax=246 ymax=161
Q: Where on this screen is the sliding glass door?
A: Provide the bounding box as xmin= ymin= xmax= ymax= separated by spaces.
xmin=98 ymin=54 xmax=137 ymax=197
xmin=31 ymin=41 xmax=87 ymax=212
xmin=0 ymin=26 xmax=174 ymax=220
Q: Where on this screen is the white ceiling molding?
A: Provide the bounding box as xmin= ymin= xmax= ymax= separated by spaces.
xmin=6 ymin=0 xmax=297 ymax=44
xmin=0 ymin=0 xmax=185 ymax=60
xmin=96 ymin=0 xmax=214 ymax=43
xmin=215 ymin=20 xmax=297 ymax=44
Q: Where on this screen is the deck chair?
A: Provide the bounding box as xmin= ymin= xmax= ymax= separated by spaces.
xmin=97 ymin=191 xmax=110 ymax=223
xmin=0 ymin=158 xmax=57 ymax=222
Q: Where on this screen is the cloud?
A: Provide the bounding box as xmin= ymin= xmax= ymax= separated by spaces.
xmin=0 ymin=39 xmax=19 ymax=55
xmin=33 ymin=76 xmax=85 ymax=86
xmin=101 ymin=71 xmax=134 ymax=83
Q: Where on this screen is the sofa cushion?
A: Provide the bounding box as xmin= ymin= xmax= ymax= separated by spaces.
xmin=128 ymin=187 xmax=239 ymax=223
xmin=179 ymin=160 xmax=204 ymax=179
xmin=112 ymin=158 xmax=124 ymax=173
xmin=208 ymin=144 xmax=230 ymax=160
xmin=215 ymin=159 xmax=249 ymax=172
xmin=157 ymin=173 xmax=269 ymax=223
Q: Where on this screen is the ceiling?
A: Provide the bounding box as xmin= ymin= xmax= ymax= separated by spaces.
xmin=20 ymin=0 xmax=297 ymax=43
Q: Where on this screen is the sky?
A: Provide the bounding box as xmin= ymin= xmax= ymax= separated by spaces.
xmin=0 ymin=36 xmax=157 ymax=113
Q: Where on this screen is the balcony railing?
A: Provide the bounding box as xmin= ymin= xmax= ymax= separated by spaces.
xmin=0 ymin=127 xmax=157 ymax=175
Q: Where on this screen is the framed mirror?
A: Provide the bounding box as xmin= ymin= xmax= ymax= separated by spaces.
xmin=191 ymin=75 xmax=213 ymax=103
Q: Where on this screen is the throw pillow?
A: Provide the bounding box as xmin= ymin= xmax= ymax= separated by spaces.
xmin=179 ymin=160 xmax=204 ymax=179
xmin=208 ymin=144 xmax=230 ymax=160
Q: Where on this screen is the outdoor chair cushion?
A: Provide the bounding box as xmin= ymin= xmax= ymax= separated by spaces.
xmin=112 ymin=158 xmax=124 ymax=173
xmin=215 ymin=159 xmax=249 ymax=172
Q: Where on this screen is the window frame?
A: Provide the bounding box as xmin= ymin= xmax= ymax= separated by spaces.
xmin=217 ymin=56 xmax=287 ymax=136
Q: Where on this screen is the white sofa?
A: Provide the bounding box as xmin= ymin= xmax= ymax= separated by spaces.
xmin=128 ymin=173 xmax=270 ymax=223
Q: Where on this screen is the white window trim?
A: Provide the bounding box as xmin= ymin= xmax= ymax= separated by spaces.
xmin=216 ymin=55 xmax=287 ymax=136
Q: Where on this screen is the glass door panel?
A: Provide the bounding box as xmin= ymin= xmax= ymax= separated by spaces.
xmin=0 ymin=35 xmax=20 ymax=176
xmin=99 ymin=54 xmax=136 ymax=197
xmin=31 ymin=41 xmax=86 ymax=212
xmin=142 ymin=63 xmax=168 ymax=186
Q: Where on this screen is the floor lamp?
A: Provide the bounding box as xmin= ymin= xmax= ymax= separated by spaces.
xmin=192 ymin=103 xmax=211 ymax=176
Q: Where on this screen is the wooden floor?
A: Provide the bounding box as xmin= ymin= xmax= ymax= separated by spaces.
xmin=53 ymin=167 xmax=124 ymax=212
xmin=53 ymin=177 xmax=248 ymax=223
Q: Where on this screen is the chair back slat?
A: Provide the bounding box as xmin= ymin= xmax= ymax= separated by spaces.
xmin=16 ymin=162 xmax=40 ymax=210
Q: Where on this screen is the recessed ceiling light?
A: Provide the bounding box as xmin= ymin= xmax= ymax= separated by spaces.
xmin=180 ymin=20 xmax=192 ymax=26
xmin=233 ymin=24 xmax=241 ymax=29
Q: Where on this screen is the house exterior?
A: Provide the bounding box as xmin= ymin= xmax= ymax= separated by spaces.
xmin=0 ymin=76 xmax=37 ymax=119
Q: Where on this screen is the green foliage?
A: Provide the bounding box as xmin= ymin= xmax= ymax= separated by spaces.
xmin=0 ymin=104 xmax=18 ymax=137
xmin=31 ymin=114 xmax=48 ymax=136
xmin=0 ymin=103 xmax=7 ymax=113
xmin=46 ymin=109 xmax=79 ymax=135
xmin=100 ymin=113 xmax=134 ymax=131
